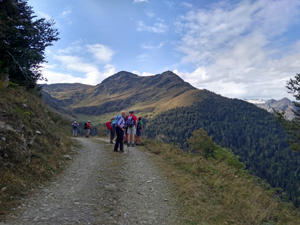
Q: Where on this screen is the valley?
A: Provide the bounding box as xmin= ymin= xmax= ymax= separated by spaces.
xmin=42 ymin=70 xmax=300 ymax=207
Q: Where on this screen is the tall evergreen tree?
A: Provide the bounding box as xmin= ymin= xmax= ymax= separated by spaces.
xmin=274 ymin=73 xmax=300 ymax=151
xmin=0 ymin=0 xmax=59 ymax=88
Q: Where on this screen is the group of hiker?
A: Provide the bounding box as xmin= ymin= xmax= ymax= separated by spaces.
xmin=71 ymin=120 xmax=92 ymax=138
xmin=71 ymin=110 xmax=144 ymax=152
xmin=106 ymin=110 xmax=144 ymax=152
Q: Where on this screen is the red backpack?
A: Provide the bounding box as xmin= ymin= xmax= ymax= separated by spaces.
xmin=106 ymin=121 xmax=112 ymax=130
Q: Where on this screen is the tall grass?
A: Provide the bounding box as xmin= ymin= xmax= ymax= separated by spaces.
xmin=143 ymin=141 xmax=300 ymax=225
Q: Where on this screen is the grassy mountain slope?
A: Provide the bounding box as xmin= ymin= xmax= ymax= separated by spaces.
xmin=0 ymin=85 xmax=73 ymax=218
xmin=144 ymin=141 xmax=300 ymax=224
xmin=42 ymin=71 xmax=211 ymax=123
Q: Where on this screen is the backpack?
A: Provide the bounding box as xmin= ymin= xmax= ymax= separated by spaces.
xmin=111 ymin=115 xmax=122 ymax=127
xmin=84 ymin=123 xmax=87 ymax=129
xmin=137 ymin=121 xmax=142 ymax=131
xmin=125 ymin=116 xmax=135 ymax=127
xmin=106 ymin=121 xmax=112 ymax=130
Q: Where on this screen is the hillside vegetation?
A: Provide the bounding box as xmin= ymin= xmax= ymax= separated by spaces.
xmin=143 ymin=140 xmax=300 ymax=224
xmin=0 ymin=85 xmax=72 ymax=218
xmin=146 ymin=95 xmax=300 ymax=207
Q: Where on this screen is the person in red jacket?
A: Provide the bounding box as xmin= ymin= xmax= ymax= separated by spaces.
xmin=85 ymin=120 xmax=92 ymax=138
xmin=106 ymin=117 xmax=115 ymax=144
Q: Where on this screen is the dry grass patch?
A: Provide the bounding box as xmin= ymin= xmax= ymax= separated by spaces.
xmin=142 ymin=141 xmax=300 ymax=225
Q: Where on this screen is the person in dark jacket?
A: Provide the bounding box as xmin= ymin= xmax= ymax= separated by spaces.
xmin=114 ymin=112 xmax=126 ymax=152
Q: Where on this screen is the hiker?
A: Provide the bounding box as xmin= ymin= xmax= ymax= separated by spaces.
xmin=114 ymin=111 xmax=126 ymax=152
xmin=85 ymin=120 xmax=92 ymax=138
xmin=136 ymin=117 xmax=143 ymax=145
xmin=126 ymin=110 xmax=138 ymax=147
xmin=72 ymin=120 xmax=79 ymax=137
xmin=124 ymin=113 xmax=128 ymax=144
xmin=106 ymin=117 xmax=115 ymax=144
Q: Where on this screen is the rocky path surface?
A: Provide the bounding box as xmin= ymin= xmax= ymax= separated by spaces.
xmin=2 ymin=138 xmax=180 ymax=225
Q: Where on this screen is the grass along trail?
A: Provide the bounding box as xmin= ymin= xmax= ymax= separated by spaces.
xmin=1 ymin=138 xmax=180 ymax=225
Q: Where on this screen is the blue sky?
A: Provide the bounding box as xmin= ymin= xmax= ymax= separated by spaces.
xmin=28 ymin=0 xmax=300 ymax=99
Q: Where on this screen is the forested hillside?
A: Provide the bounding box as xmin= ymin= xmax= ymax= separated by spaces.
xmin=146 ymin=94 xmax=300 ymax=206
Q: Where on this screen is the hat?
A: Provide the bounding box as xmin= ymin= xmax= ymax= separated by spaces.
xmin=129 ymin=110 xmax=135 ymax=113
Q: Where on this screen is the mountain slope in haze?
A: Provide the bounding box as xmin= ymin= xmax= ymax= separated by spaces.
xmin=246 ymin=98 xmax=295 ymax=120
xmin=42 ymin=71 xmax=211 ymax=122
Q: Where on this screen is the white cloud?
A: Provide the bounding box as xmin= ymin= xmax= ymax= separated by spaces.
xmin=133 ymin=0 xmax=148 ymax=3
xmin=137 ymin=21 xmax=168 ymax=33
xmin=181 ymin=2 xmax=193 ymax=9
xmin=132 ymin=71 xmax=153 ymax=76
xmin=59 ymin=9 xmax=72 ymax=19
xmin=41 ymin=42 xmax=117 ymax=85
xmin=145 ymin=11 xmax=155 ymax=18
xmin=86 ymin=44 xmax=114 ymax=63
xmin=141 ymin=42 xmax=164 ymax=49
xmin=175 ymin=0 xmax=300 ymax=99
xmin=37 ymin=11 xmax=52 ymax=20
xmin=58 ymin=7 xmax=73 ymax=25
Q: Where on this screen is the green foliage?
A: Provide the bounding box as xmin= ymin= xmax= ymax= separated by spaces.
xmin=188 ymin=128 xmax=218 ymax=158
xmin=0 ymin=0 xmax=59 ymax=88
xmin=214 ymin=147 xmax=245 ymax=170
xmin=274 ymin=73 xmax=300 ymax=151
xmin=146 ymin=95 xmax=300 ymax=207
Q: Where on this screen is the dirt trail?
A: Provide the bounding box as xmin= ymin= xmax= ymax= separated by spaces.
xmin=2 ymin=138 xmax=180 ymax=225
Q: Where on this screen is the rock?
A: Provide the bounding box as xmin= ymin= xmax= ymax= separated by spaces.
xmin=4 ymin=153 xmax=8 ymax=158
xmin=105 ymin=184 xmax=117 ymax=191
xmin=1 ymin=187 xmax=7 ymax=192
xmin=1 ymin=137 xmax=6 ymax=142
xmin=42 ymin=189 xmax=50 ymax=193
xmin=63 ymin=154 xmax=72 ymax=160
xmin=36 ymin=130 xmax=42 ymax=135
xmin=23 ymin=104 xmax=28 ymax=108
xmin=28 ymin=140 xmax=33 ymax=146
xmin=0 ymin=122 xmax=15 ymax=132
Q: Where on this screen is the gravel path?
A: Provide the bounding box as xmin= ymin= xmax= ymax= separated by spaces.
xmin=2 ymin=138 xmax=180 ymax=225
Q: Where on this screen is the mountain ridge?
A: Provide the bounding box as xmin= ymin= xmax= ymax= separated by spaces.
xmin=42 ymin=71 xmax=208 ymax=122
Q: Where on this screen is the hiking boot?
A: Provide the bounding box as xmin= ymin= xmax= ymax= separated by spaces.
xmin=131 ymin=143 xmax=135 ymax=147
xmin=124 ymin=141 xmax=127 ymax=144
xmin=110 ymin=141 xmax=114 ymax=144
xmin=120 ymin=150 xmax=124 ymax=153
xmin=113 ymin=150 xmax=118 ymax=152
xmin=127 ymin=142 xmax=130 ymax=147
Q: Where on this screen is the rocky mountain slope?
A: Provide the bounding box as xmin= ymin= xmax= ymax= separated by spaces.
xmin=41 ymin=71 xmax=211 ymax=122
xmin=245 ymin=98 xmax=295 ymax=120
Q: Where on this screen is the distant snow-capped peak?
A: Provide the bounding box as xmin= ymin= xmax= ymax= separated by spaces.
xmin=243 ymin=99 xmax=266 ymax=104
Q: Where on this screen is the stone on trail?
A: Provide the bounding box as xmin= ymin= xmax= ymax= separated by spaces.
xmin=105 ymin=184 xmax=117 ymax=191
xmin=63 ymin=154 xmax=72 ymax=160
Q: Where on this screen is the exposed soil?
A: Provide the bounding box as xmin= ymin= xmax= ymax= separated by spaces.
xmin=1 ymin=138 xmax=180 ymax=225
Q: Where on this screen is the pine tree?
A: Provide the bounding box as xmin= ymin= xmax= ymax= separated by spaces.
xmin=0 ymin=0 xmax=59 ymax=88
xmin=274 ymin=73 xmax=300 ymax=151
